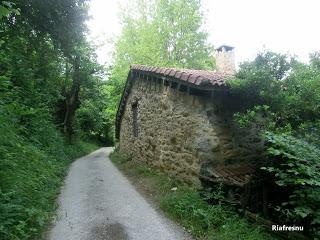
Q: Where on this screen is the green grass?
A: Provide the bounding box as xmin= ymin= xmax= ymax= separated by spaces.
xmin=0 ymin=118 xmax=99 ymax=240
xmin=110 ymin=149 xmax=277 ymax=240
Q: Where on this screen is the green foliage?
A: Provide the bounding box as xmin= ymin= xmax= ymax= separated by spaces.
xmin=162 ymin=189 xmax=227 ymax=234
xmin=263 ymin=132 xmax=320 ymax=188
xmin=75 ymin=79 xmax=117 ymax=144
xmin=14 ymin=0 xmax=89 ymax=56
xmin=237 ymin=51 xmax=292 ymax=81
xmin=115 ymin=0 xmax=213 ymax=70
xmin=0 ymin=100 xmax=98 ymax=239
xmin=231 ymin=50 xmax=320 ymax=237
xmin=262 ymin=132 xmax=320 ymax=236
xmin=0 ymin=76 xmax=99 ymax=240
xmin=234 ymin=105 xmax=278 ymax=130
xmin=0 ymin=1 xmax=103 ymax=239
xmin=207 ymin=218 xmax=273 ymax=240
xmin=0 ymin=1 xmax=19 ymax=20
xmin=230 ymin=51 xmax=293 ymax=110
xmin=162 ymin=189 xmax=274 ymax=239
xmin=231 ymin=51 xmax=320 ymax=128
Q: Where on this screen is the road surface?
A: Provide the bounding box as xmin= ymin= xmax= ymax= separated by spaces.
xmin=47 ymin=147 xmax=192 ymax=240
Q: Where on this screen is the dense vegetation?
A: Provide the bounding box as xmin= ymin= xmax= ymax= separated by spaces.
xmin=0 ymin=1 xmax=105 ymax=239
xmin=231 ymin=51 xmax=320 ymax=237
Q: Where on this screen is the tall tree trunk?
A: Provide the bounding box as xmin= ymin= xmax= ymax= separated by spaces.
xmin=63 ymin=56 xmax=81 ymax=140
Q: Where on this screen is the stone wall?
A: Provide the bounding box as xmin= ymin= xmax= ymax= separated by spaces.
xmin=118 ymin=77 xmax=263 ymax=185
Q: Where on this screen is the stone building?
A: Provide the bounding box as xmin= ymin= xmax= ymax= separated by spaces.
xmin=115 ymin=46 xmax=262 ymax=186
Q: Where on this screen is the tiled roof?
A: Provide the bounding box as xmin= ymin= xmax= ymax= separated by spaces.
xmin=131 ymin=64 xmax=233 ymax=87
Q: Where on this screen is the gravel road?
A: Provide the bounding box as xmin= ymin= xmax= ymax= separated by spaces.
xmin=47 ymin=147 xmax=192 ymax=240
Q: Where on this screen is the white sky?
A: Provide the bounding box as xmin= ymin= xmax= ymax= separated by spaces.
xmin=87 ymin=0 xmax=320 ymax=66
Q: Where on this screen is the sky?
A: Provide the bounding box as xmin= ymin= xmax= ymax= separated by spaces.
xmin=87 ymin=0 xmax=320 ymax=66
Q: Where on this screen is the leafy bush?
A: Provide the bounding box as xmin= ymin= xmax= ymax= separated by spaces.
xmin=263 ymin=132 xmax=320 ymax=236
xmin=0 ymin=2 xmax=104 ymax=239
xmin=0 ymin=133 xmax=97 ymax=240
xmin=162 ymin=189 xmax=227 ymax=233
xmin=231 ymin=50 xmax=320 ymax=238
xmin=161 ymin=188 xmax=274 ymax=239
xmin=0 ymin=94 xmax=98 ymax=239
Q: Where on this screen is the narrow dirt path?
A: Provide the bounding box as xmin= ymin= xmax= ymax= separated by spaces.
xmin=47 ymin=147 xmax=192 ymax=240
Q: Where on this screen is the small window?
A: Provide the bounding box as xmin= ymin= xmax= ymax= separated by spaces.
xmin=132 ymin=102 xmax=138 ymax=137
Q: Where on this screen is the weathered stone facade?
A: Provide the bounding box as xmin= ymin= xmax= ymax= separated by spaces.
xmin=118 ymin=72 xmax=263 ymax=185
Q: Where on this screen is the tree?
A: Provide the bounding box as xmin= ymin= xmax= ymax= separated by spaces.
xmin=0 ymin=1 xmax=109 ymax=238
xmin=4 ymin=0 xmax=104 ymax=138
xmin=14 ymin=0 xmax=89 ymax=56
xmin=113 ymin=0 xmax=213 ymax=73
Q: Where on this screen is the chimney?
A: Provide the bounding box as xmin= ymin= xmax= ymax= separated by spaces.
xmin=215 ymin=45 xmax=235 ymax=74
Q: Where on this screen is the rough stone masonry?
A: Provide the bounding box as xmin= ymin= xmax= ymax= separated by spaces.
xmin=116 ymin=47 xmax=263 ymax=186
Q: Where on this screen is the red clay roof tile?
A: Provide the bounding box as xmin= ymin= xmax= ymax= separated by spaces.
xmin=131 ymin=64 xmax=233 ymax=87
xmin=187 ymin=74 xmax=197 ymax=84
xmin=180 ymin=72 xmax=189 ymax=81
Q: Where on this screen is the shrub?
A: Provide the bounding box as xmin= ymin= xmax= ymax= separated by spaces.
xmin=0 ymin=100 xmax=98 ymax=239
xmin=262 ymin=132 xmax=320 ymax=236
xmin=231 ymin=51 xmax=320 ymax=238
xmin=161 ymin=188 xmax=273 ymax=239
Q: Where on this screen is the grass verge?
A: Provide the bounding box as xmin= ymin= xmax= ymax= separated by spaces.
xmin=0 ymin=138 xmax=99 ymax=240
xmin=110 ymin=149 xmax=277 ymax=240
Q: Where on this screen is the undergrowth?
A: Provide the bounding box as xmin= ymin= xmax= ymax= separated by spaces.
xmin=110 ymin=149 xmax=276 ymax=240
xmin=0 ymin=107 xmax=99 ymax=240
